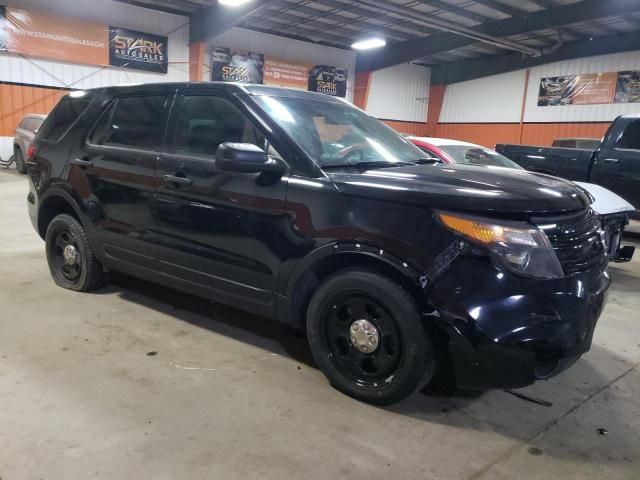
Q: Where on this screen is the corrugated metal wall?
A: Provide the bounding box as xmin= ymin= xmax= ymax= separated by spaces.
xmin=210 ymin=27 xmax=357 ymax=102
xmin=435 ymin=50 xmax=640 ymax=147
xmin=439 ymin=70 xmax=526 ymax=123
xmin=0 ymin=0 xmax=189 ymax=159
xmin=524 ymin=51 xmax=640 ymax=123
xmin=364 ymin=63 xmax=430 ymax=122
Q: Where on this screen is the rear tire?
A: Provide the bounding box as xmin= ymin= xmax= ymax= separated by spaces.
xmin=307 ymin=269 xmax=434 ymax=405
xmin=14 ymin=148 xmax=27 ymax=174
xmin=45 ymin=214 xmax=107 ymax=292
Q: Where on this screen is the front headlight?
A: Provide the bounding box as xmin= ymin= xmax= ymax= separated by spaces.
xmin=436 ymin=211 xmax=564 ymax=279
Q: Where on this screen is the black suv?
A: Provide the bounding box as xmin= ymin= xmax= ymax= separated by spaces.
xmin=27 ymin=83 xmax=610 ymax=405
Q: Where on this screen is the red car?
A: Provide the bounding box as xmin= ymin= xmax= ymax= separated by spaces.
xmin=407 ymin=136 xmax=521 ymax=168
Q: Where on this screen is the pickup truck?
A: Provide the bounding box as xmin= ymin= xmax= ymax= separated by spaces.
xmin=496 ymin=115 xmax=640 ymax=219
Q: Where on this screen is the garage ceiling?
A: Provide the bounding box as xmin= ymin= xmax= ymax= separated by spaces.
xmin=121 ymin=0 xmax=640 ymax=75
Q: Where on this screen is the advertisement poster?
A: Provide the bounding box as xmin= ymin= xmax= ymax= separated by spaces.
xmin=615 ymin=71 xmax=640 ymax=103
xmin=263 ymin=57 xmax=308 ymax=90
xmin=211 ymin=46 xmax=348 ymax=97
xmin=0 ymin=5 xmax=169 ymax=73
xmin=0 ymin=7 xmax=7 ymax=51
xmin=211 ymin=47 xmax=264 ymax=84
xmin=307 ymin=64 xmax=347 ymax=97
xmin=538 ymin=72 xmax=619 ymax=106
xmin=4 ymin=7 xmax=108 ymax=66
xmin=109 ymin=27 xmax=167 ymax=73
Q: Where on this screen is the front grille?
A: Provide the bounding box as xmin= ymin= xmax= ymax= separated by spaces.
xmin=532 ymin=209 xmax=606 ymax=274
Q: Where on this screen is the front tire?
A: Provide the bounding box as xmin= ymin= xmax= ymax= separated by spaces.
xmin=45 ymin=214 xmax=107 ymax=292
xmin=307 ymin=269 xmax=434 ymax=405
xmin=14 ymin=148 xmax=27 ymax=174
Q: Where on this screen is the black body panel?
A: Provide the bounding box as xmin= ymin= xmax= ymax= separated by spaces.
xmin=27 ymin=81 xmax=612 ymax=390
xmin=496 ymin=115 xmax=640 ymax=219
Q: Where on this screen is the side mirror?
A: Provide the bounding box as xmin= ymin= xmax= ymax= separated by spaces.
xmin=216 ymin=142 xmax=285 ymax=175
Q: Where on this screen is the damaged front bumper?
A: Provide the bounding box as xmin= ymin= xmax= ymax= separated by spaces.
xmin=427 ymin=257 xmax=611 ymax=389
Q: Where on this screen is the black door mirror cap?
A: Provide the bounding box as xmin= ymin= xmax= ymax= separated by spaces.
xmin=216 ymin=142 xmax=285 ymax=175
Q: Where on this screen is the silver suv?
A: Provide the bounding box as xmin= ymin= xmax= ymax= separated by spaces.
xmin=14 ymin=114 xmax=46 ymax=174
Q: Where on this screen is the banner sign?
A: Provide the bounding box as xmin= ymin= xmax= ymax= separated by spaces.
xmin=211 ymin=48 xmax=264 ymax=84
xmin=538 ymin=71 xmax=639 ymax=106
xmin=4 ymin=7 xmax=108 ymax=66
xmin=109 ymin=27 xmax=167 ymax=73
xmin=307 ymin=65 xmax=347 ymax=97
xmin=0 ymin=5 xmax=168 ymax=73
xmin=263 ymin=57 xmax=308 ymax=90
xmin=615 ymin=71 xmax=640 ymax=104
xmin=211 ymin=47 xmax=348 ymax=98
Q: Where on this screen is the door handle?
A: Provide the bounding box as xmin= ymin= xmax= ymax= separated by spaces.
xmin=70 ymin=158 xmax=93 ymax=168
xmin=163 ymin=174 xmax=193 ymax=186
xmin=603 ymin=158 xmax=619 ymax=164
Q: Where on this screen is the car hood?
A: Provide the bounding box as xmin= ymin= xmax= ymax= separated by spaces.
xmin=327 ymin=163 xmax=591 ymax=215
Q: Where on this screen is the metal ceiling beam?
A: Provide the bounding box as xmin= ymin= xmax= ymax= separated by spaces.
xmin=356 ymin=0 xmax=640 ymax=71
xmin=261 ymin=3 xmax=415 ymax=41
xmin=114 ymin=0 xmax=196 ymax=16
xmin=249 ymin=9 xmax=410 ymax=43
xmin=241 ymin=19 xmax=352 ymax=45
xmin=423 ymin=0 xmax=489 ymax=24
xmin=189 ymin=0 xmax=278 ymax=44
xmin=354 ymin=0 xmax=540 ymax=57
xmin=294 ymin=0 xmax=439 ymax=36
xmin=471 ymin=0 xmax=528 ymax=17
xmin=430 ymin=31 xmax=640 ymax=83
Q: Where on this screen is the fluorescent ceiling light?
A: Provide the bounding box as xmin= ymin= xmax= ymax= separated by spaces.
xmin=219 ymin=0 xmax=252 ymax=6
xmin=351 ymin=38 xmax=386 ymax=50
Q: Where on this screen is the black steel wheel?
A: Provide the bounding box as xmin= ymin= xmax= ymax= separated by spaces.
xmin=45 ymin=214 xmax=107 ymax=292
xmin=307 ymin=269 xmax=434 ymax=405
xmin=14 ymin=148 xmax=27 ymax=174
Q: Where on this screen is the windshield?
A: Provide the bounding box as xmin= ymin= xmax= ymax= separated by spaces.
xmin=438 ymin=145 xmax=522 ymax=169
xmin=254 ymin=95 xmax=426 ymax=167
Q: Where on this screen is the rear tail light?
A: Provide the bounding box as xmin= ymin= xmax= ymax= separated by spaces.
xmin=27 ymin=145 xmax=36 ymax=160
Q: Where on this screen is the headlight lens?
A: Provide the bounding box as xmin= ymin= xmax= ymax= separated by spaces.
xmin=436 ymin=211 xmax=564 ymax=279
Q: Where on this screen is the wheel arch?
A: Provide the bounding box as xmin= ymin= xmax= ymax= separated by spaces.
xmin=37 ymin=188 xmax=86 ymax=239
xmin=280 ymin=242 xmax=427 ymax=328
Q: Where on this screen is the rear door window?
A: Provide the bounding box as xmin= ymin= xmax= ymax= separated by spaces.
xmin=618 ymin=120 xmax=640 ymax=150
xmin=92 ymin=95 xmax=170 ymax=150
xmin=31 ymin=117 xmax=44 ymax=133
xmin=38 ymin=94 xmax=92 ymax=142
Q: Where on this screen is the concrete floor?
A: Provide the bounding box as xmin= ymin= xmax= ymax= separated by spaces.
xmin=0 ymin=169 xmax=639 ymax=480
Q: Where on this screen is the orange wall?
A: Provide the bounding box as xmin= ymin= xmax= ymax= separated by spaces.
xmin=382 ymin=120 xmax=429 ymax=136
xmin=436 ymin=123 xmax=521 ymax=148
xmin=520 ymin=122 xmax=610 ymax=146
xmin=0 ymin=83 xmax=67 ymax=137
xmin=436 ymin=122 xmax=611 ymax=148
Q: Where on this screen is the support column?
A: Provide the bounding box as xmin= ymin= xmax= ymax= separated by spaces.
xmin=189 ymin=42 xmax=207 ymax=81
xmin=353 ymin=71 xmax=372 ymax=110
xmin=426 ymin=84 xmax=447 ymax=136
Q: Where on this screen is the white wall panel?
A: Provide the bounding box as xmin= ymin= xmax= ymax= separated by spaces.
xmin=210 ymin=28 xmax=357 ymax=102
xmin=0 ymin=0 xmax=190 ymax=88
xmin=364 ymin=63 xmax=430 ymax=122
xmin=524 ymin=51 xmax=640 ymax=123
xmin=439 ymin=70 xmax=526 ymax=123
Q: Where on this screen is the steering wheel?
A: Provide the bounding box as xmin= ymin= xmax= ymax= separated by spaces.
xmin=337 ymin=145 xmax=367 ymax=164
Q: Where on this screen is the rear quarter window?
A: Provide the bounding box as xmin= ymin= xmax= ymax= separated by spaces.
xmin=38 ymin=94 xmax=92 ymax=142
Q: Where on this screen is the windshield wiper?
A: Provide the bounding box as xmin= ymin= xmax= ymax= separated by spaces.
xmin=321 ymin=161 xmax=415 ymax=169
xmin=412 ymin=158 xmax=441 ymax=164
